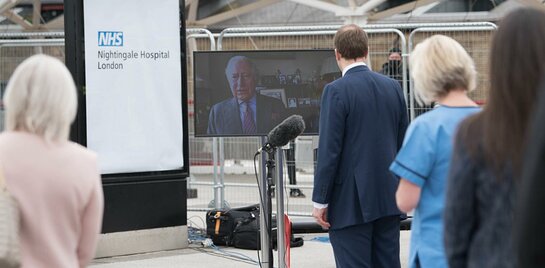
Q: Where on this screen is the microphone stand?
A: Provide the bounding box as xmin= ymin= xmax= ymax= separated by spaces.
xmin=260 ymin=145 xmax=287 ymax=268
xmin=259 ymin=137 xmax=273 ymax=268
xmin=258 ymin=113 xmax=304 ymax=268
xmin=264 ymin=148 xmax=276 ymax=268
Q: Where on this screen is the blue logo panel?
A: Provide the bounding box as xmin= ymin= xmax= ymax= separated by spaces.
xmin=98 ymin=31 xmax=124 ymax=47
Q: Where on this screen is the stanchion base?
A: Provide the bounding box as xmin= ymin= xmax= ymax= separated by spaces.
xmin=207 ymin=199 xmax=231 ymax=209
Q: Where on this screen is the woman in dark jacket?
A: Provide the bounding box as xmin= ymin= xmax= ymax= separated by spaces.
xmin=444 ymin=7 xmax=545 ymax=268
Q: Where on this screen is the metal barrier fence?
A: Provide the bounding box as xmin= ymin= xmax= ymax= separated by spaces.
xmin=408 ymin=25 xmax=497 ymax=120
xmin=0 ymin=24 xmax=498 ymax=217
xmin=0 ymin=33 xmax=65 ymax=131
xmin=198 ymin=27 xmax=408 ymax=216
xmin=184 ymin=29 xmax=222 ymax=209
xmin=191 ymin=23 xmax=497 ymax=216
xmin=184 ymin=30 xmax=215 ymax=166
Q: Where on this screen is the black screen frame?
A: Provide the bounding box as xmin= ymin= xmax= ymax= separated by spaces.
xmin=193 ymin=48 xmax=338 ymax=138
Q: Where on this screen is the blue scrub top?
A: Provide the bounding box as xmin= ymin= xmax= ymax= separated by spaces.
xmin=390 ymin=105 xmax=480 ymax=268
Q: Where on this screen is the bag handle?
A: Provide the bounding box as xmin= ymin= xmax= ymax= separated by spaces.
xmin=214 ymin=212 xmax=222 ymax=235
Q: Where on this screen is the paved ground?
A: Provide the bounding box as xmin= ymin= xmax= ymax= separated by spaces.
xmin=90 ymin=209 xmax=411 ymax=268
xmin=91 ymin=169 xmax=412 ymax=267
xmin=91 ymin=231 xmax=411 ymax=268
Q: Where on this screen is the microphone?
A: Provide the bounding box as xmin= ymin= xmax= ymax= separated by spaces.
xmin=259 ymin=115 xmax=306 ymax=153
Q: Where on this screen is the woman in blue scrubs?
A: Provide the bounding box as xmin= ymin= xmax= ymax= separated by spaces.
xmin=389 ymin=35 xmax=480 ymax=268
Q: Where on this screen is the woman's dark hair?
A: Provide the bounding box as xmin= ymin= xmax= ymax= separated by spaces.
xmin=457 ymin=7 xmax=545 ymax=176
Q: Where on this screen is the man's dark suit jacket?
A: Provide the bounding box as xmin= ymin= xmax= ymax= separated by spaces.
xmin=207 ymin=94 xmax=286 ymax=136
xmin=312 ymin=65 xmax=409 ymax=230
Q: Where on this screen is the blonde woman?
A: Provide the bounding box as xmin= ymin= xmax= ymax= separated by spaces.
xmin=389 ymin=35 xmax=480 ymax=268
xmin=1 ymin=54 xmax=103 ymax=268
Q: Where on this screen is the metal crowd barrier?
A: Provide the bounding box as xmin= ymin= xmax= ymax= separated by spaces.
xmin=193 ymin=23 xmax=497 ymax=216
xmin=407 ymin=25 xmax=497 ymax=120
xmin=0 ymin=24 xmax=498 ymax=217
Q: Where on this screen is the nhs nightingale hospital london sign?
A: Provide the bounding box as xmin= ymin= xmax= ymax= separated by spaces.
xmin=96 ymin=31 xmax=172 ymax=70
xmin=84 ymin=0 xmax=184 ymax=174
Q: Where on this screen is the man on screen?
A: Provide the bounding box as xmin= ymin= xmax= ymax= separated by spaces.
xmin=207 ymin=56 xmax=285 ymax=135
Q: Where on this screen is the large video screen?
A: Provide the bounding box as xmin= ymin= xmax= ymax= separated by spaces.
xmin=193 ymin=50 xmax=341 ymax=137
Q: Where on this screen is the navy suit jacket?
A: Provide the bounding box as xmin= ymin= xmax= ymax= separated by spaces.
xmin=207 ymin=94 xmax=286 ymax=135
xmin=312 ymin=65 xmax=408 ymax=230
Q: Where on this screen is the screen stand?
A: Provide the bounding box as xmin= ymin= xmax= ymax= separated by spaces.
xmin=260 ymin=143 xmax=274 ymax=268
xmin=259 ymin=141 xmax=288 ymax=268
xmin=275 ymin=148 xmax=287 ymax=268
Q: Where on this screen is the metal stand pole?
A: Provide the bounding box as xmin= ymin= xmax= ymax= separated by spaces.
xmin=276 ymin=149 xmax=287 ymax=268
xmin=264 ymin=151 xmax=276 ymax=268
xmin=219 ymin=137 xmax=226 ymax=208
xmin=259 ymin=137 xmax=272 ymax=268
xmin=212 ymin=137 xmax=221 ymax=209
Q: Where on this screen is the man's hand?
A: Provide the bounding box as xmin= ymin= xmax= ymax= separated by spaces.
xmin=312 ymin=207 xmax=331 ymax=229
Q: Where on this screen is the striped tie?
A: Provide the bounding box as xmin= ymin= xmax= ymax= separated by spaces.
xmin=242 ymin=102 xmax=256 ymax=134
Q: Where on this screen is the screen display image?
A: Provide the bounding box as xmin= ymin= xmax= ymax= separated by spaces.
xmin=193 ymin=50 xmax=341 ymax=137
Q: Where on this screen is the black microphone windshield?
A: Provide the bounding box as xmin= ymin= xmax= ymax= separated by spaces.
xmin=267 ymin=115 xmax=306 ymax=148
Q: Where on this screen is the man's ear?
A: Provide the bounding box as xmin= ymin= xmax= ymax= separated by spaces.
xmin=334 ymin=49 xmax=341 ymax=61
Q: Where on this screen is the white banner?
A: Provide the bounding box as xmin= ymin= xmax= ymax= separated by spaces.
xmin=83 ymin=0 xmax=184 ymax=174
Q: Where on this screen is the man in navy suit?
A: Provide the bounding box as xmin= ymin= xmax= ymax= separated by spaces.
xmin=207 ymin=56 xmax=285 ymax=135
xmin=312 ymin=24 xmax=408 ymax=268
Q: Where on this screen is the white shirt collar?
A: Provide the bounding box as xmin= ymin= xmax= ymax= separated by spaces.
xmin=342 ymin=61 xmax=367 ymax=77
xmin=237 ymin=95 xmax=257 ymax=105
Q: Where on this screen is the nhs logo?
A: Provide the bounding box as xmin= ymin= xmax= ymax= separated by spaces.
xmin=98 ymin=31 xmax=123 ymax=47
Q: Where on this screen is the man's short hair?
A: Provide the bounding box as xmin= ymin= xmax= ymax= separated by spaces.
xmin=225 ymin=55 xmax=259 ymax=80
xmin=410 ymin=35 xmax=477 ymax=105
xmin=334 ymin=24 xmax=369 ymax=60
xmin=4 ymin=54 xmax=77 ymax=142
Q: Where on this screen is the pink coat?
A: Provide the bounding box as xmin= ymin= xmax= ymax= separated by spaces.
xmin=0 ymin=131 xmax=104 ymax=268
